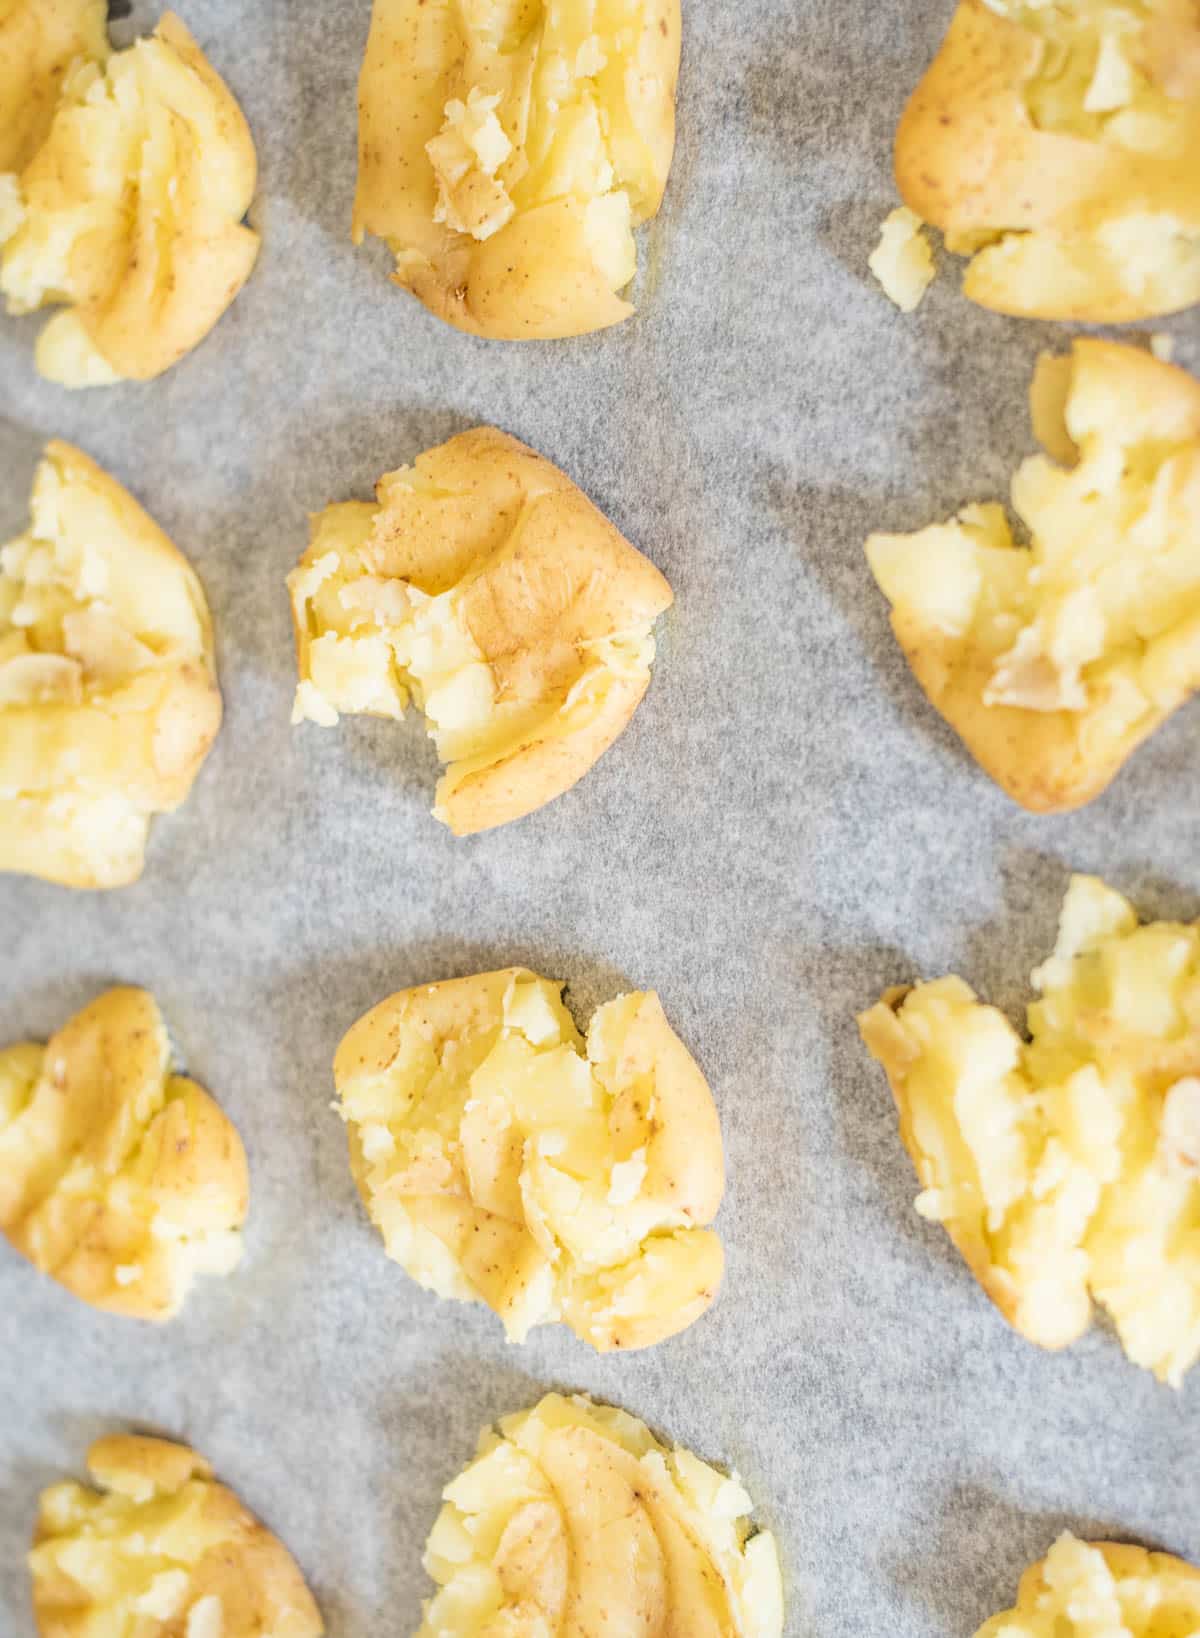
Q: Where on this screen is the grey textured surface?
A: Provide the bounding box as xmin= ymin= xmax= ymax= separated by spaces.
xmin=2 ymin=1 xmax=1198 ymax=1633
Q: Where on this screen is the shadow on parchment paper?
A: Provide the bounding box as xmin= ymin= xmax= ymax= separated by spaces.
xmin=888 ymin=1483 xmax=1161 ymax=1637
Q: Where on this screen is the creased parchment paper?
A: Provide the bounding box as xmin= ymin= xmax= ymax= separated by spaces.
xmin=2 ymin=2 xmax=1197 ymax=1633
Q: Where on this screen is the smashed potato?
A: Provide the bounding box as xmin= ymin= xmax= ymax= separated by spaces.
xmin=30 ymin=1435 xmax=323 ymax=1638
xmin=353 ymin=0 xmax=681 ymax=338
xmin=0 ymin=443 xmax=221 ymax=887
xmin=859 ymin=875 xmax=1200 ymax=1386
xmin=867 ymin=340 xmax=1200 ymax=813
xmin=896 ymin=0 xmax=1200 ymax=321
xmin=1 ymin=11 xmax=258 ymax=385
xmin=976 ymin=1533 xmax=1200 ymax=1638
xmin=0 ymin=987 xmax=248 ymax=1321
xmin=0 ymin=0 xmax=106 ymax=174
xmin=335 ymin=968 xmax=725 ymax=1351
xmin=418 ymin=1393 xmax=783 ymax=1637
xmin=289 ymin=426 xmax=672 ymax=836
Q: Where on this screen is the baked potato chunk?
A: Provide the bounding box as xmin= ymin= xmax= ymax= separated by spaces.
xmin=0 ymin=11 xmax=259 ymax=385
xmin=859 ymin=875 xmax=1200 ymax=1386
xmin=418 ymin=1393 xmax=783 ymax=1636
xmin=0 ymin=0 xmax=106 ymax=174
xmin=30 ymin=1435 xmax=323 ymax=1638
xmin=975 ymin=1534 xmax=1200 ymax=1638
xmin=289 ymin=426 xmax=672 ymax=836
xmin=867 ymin=340 xmax=1200 ymax=813
xmin=0 ymin=987 xmax=248 ymax=1321
xmin=896 ymin=0 xmax=1200 ymax=321
xmin=335 ymin=969 xmax=725 ymax=1351
xmin=353 ymin=0 xmax=681 ymax=338
xmin=0 ymin=443 xmax=222 ymax=887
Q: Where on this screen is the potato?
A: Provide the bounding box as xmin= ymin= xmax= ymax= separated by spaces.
xmin=419 ymin=1393 xmax=783 ymax=1636
xmin=895 ymin=0 xmax=1200 ymax=320
xmin=353 ymin=0 xmax=681 ymax=338
xmin=866 ymin=340 xmax=1200 ymax=813
xmin=0 ymin=443 xmax=222 ymax=887
xmin=30 ymin=1434 xmax=324 ymax=1638
xmin=859 ymin=875 xmax=1200 ymax=1386
xmin=289 ymin=426 xmax=673 ymax=836
xmin=0 ymin=987 xmax=249 ymax=1322
xmin=334 ymin=968 xmax=725 ymax=1351
xmin=1 ymin=11 xmax=258 ymax=385
xmin=975 ymin=1534 xmax=1200 ymax=1638
xmin=869 ymin=205 xmax=936 ymax=312
xmin=0 ymin=0 xmax=106 ymax=174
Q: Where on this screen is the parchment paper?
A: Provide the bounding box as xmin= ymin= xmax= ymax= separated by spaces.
xmin=3 ymin=2 xmax=1198 ymax=1632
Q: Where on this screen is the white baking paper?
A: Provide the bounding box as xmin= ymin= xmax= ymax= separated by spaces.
xmin=2 ymin=1 xmax=1198 ymax=1632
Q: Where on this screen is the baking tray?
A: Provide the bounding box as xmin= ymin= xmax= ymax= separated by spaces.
xmin=2 ymin=2 xmax=1198 ymax=1632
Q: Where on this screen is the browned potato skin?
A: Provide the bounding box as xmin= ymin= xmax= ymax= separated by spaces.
xmin=290 ymin=427 xmax=673 ymax=837
xmin=0 ymin=0 xmax=106 ymax=173
xmin=335 ymin=970 xmax=726 ymax=1353
xmin=32 ymin=1436 xmax=324 ymax=1638
xmin=975 ymin=1543 xmax=1200 ymax=1638
xmin=896 ymin=0 xmax=1200 ymax=320
xmin=85 ymin=13 xmax=260 ymax=381
xmin=883 ymin=342 xmax=1200 ymax=813
xmin=0 ymin=988 xmax=248 ymax=1321
xmin=352 ymin=0 xmax=681 ymax=339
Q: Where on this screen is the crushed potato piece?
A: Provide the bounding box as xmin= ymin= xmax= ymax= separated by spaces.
xmin=335 ymin=969 xmax=725 ymax=1351
xmin=0 ymin=988 xmax=248 ymax=1321
xmin=896 ymin=0 xmax=1200 ymax=320
xmin=289 ymin=426 xmax=673 ymax=836
xmin=866 ymin=339 xmax=1200 ymax=812
xmin=353 ymin=0 xmax=680 ymax=337
xmin=975 ymin=1534 xmax=1200 ymax=1638
xmin=869 ymin=206 xmax=937 ymax=311
xmin=30 ymin=1434 xmax=323 ymax=1637
xmin=0 ymin=442 xmax=221 ymax=887
xmin=0 ymin=0 xmax=106 ymax=174
xmin=1 ymin=11 xmax=258 ymax=385
xmin=860 ymin=875 xmax=1200 ymax=1385
xmin=418 ymin=1393 xmax=783 ymax=1636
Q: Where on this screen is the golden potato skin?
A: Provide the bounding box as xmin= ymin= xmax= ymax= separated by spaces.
xmin=0 ymin=442 xmax=222 ymax=887
xmin=1 ymin=12 xmax=259 ymax=383
xmin=31 ymin=1435 xmax=324 ymax=1638
xmin=353 ymin=0 xmax=681 ymax=338
xmin=896 ymin=0 xmax=1200 ymax=320
xmin=975 ymin=1535 xmax=1200 ymax=1638
xmin=0 ymin=987 xmax=248 ymax=1321
xmin=0 ymin=0 xmax=106 ymax=173
xmin=866 ymin=340 xmax=1200 ymax=813
xmin=289 ymin=426 xmax=673 ymax=836
xmin=418 ymin=1394 xmax=784 ymax=1637
xmin=334 ymin=969 xmax=726 ymax=1352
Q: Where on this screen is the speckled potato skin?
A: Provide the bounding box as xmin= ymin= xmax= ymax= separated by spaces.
xmin=896 ymin=0 xmax=1200 ymax=320
xmin=353 ymin=0 xmax=681 ymax=338
xmin=335 ymin=969 xmax=726 ymax=1352
xmin=290 ymin=426 xmax=673 ymax=837
xmin=31 ymin=1435 xmax=324 ymax=1638
xmin=0 ymin=988 xmax=248 ymax=1320
xmin=0 ymin=0 xmax=106 ymax=173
